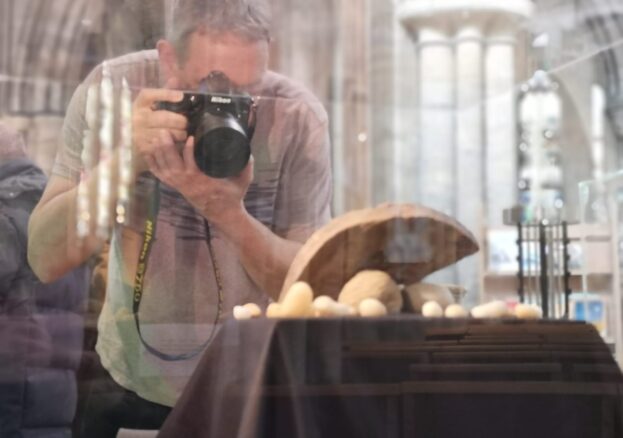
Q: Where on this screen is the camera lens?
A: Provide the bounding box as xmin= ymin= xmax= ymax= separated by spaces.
xmin=193 ymin=112 xmax=250 ymax=178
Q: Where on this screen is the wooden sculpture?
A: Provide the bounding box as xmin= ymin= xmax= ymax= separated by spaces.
xmin=280 ymin=203 xmax=480 ymax=301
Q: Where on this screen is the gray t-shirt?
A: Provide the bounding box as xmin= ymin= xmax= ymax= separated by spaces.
xmin=53 ymin=50 xmax=332 ymax=406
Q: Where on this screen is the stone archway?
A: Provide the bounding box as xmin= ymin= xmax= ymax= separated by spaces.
xmin=0 ymin=0 xmax=166 ymax=174
xmin=0 ymin=0 xmax=105 ymax=173
xmin=0 ymin=0 xmax=105 ymax=114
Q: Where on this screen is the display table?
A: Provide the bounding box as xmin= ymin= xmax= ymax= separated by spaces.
xmin=157 ymin=318 xmax=623 ymax=438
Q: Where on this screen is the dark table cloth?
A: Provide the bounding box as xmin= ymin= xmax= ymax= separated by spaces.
xmin=158 ymin=317 xmax=623 ymax=438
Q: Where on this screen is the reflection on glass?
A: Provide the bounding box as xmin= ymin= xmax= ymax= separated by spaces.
xmin=1 ymin=0 xmax=623 ymax=436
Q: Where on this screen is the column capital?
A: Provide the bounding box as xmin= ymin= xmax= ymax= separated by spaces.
xmin=397 ymin=0 xmax=533 ymax=38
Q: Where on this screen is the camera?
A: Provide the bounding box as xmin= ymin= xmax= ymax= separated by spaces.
xmin=156 ymin=72 xmax=256 ymax=178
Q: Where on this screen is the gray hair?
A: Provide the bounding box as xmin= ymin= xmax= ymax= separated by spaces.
xmin=167 ymin=0 xmax=271 ymax=61
xmin=0 ymin=123 xmax=27 ymax=163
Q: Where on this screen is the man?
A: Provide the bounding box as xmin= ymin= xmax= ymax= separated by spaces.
xmin=27 ymin=0 xmax=332 ymax=436
xmin=0 ymin=123 xmax=88 ymax=437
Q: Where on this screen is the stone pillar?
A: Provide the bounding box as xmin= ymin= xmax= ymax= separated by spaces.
xmin=332 ymin=0 xmax=371 ymax=214
xmin=369 ymin=0 xmax=399 ymax=206
xmin=393 ymin=13 xmax=419 ymax=204
xmin=456 ymin=26 xmax=484 ymax=303
xmin=591 ymin=84 xmax=607 ymax=181
xmin=485 ymin=29 xmax=518 ymax=227
xmin=418 ymin=26 xmax=455 ymax=215
xmin=417 ymin=26 xmax=457 ymax=284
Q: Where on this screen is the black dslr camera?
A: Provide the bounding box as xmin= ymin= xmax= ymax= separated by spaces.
xmin=156 ymin=71 xmax=256 ymax=178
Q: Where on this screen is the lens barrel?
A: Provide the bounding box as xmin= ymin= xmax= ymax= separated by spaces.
xmin=193 ymin=112 xmax=251 ymax=178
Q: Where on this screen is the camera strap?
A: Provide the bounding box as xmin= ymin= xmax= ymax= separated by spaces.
xmin=132 ymin=180 xmax=223 ymax=361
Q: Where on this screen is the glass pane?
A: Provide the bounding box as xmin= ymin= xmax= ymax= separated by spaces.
xmin=2 ymin=0 xmax=623 ymax=435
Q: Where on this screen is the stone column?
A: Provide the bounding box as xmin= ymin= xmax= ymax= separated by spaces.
xmin=591 ymin=84 xmax=607 ymax=181
xmin=370 ymin=0 xmax=399 ymax=206
xmin=485 ymin=29 xmax=518 ymax=227
xmin=418 ymin=26 xmax=455 ymax=216
xmin=393 ymin=20 xmax=419 ymax=204
xmin=456 ymin=26 xmax=484 ymax=304
xmin=332 ymin=0 xmax=371 ymax=214
xmin=417 ymin=25 xmax=457 ymax=284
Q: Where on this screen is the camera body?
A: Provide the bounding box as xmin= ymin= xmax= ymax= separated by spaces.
xmin=157 ymin=91 xmax=256 ymax=178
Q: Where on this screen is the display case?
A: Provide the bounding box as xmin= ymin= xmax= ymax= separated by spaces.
xmin=4 ymin=0 xmax=623 ymax=436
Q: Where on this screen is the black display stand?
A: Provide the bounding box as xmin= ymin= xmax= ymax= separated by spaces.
xmin=516 ymin=220 xmax=572 ymax=318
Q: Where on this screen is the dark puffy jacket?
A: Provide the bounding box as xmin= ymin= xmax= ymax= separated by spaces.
xmin=0 ymin=158 xmax=88 ymax=438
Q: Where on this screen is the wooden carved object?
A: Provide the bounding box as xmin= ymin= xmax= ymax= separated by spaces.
xmin=280 ymin=203 xmax=479 ymax=300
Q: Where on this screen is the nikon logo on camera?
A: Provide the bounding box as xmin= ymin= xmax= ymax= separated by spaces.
xmin=210 ymin=96 xmax=232 ymax=104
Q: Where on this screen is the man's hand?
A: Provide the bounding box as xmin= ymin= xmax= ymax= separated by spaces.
xmin=147 ymin=136 xmax=254 ymax=226
xmin=131 ymin=85 xmax=188 ymax=174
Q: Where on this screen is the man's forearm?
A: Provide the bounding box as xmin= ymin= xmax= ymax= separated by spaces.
xmin=213 ymin=207 xmax=301 ymax=301
xmin=28 ymin=183 xmax=99 ymax=282
xmin=28 ymin=156 xmax=120 ymax=283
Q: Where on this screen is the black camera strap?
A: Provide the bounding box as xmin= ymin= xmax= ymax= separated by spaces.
xmin=132 ymin=180 xmax=223 ymax=361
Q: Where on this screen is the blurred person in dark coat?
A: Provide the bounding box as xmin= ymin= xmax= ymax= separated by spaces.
xmin=0 ymin=123 xmax=89 ymax=438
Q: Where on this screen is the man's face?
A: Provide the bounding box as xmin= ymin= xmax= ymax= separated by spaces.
xmin=164 ymin=31 xmax=269 ymax=93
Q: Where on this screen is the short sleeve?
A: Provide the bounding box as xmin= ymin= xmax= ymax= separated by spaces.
xmin=51 ymin=73 xmax=98 ymax=182
xmin=273 ymin=113 xmax=332 ymax=243
xmin=51 ymin=51 xmax=159 ymax=183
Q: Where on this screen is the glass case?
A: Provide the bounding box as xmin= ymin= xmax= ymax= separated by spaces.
xmin=2 ymin=0 xmax=623 ymax=435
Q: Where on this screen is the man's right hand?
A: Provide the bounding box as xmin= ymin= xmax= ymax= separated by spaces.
xmin=131 ymin=87 xmax=188 ymax=174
